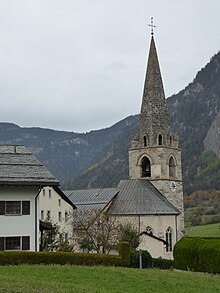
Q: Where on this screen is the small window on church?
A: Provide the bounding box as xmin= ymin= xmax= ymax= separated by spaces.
xmin=146 ymin=226 xmax=153 ymax=234
xmin=166 ymin=227 xmax=173 ymax=252
xmin=158 ymin=134 xmax=163 ymax=145
xmin=143 ymin=136 xmax=147 ymax=147
xmin=143 ymin=135 xmax=149 ymax=147
xmin=169 ymin=156 xmax=176 ymax=177
xmin=169 ymin=136 xmax=172 ymax=146
xmin=141 ymin=157 xmax=151 ymax=177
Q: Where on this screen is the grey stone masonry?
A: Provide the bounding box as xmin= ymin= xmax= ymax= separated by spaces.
xmin=128 ymin=35 xmax=184 ymax=235
xmin=133 ymin=36 xmax=178 ymax=148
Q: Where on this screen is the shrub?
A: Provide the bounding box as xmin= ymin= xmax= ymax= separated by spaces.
xmin=0 ymin=248 xmax=127 ymax=267
xmin=153 ymin=258 xmax=174 ymax=270
xmin=174 ymin=237 xmax=220 ymax=274
xmin=118 ymin=224 xmax=140 ymax=252
xmin=118 ymin=241 xmax=131 ymax=266
xmin=130 ymin=250 xmax=152 ymax=268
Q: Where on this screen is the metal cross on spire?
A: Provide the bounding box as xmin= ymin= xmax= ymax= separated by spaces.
xmin=148 ymin=17 xmax=156 ymax=36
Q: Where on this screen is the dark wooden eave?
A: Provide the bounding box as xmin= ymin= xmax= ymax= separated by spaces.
xmin=39 ymin=220 xmax=52 ymax=231
xmin=139 ymin=231 xmax=168 ymax=245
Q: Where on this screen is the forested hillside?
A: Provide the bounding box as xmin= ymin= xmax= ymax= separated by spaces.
xmin=0 ymin=51 xmax=220 ymax=195
xmin=68 ymin=51 xmax=220 ymax=193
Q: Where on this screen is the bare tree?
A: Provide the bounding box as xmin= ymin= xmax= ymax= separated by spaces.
xmin=73 ymin=208 xmax=121 ymax=254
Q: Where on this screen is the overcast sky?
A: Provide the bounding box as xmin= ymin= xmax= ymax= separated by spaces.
xmin=0 ymin=1 xmax=219 ymax=133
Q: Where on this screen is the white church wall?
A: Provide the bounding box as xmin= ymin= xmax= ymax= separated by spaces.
xmin=139 ymin=214 xmax=177 ymax=259
xmin=113 ymin=214 xmax=177 ymax=259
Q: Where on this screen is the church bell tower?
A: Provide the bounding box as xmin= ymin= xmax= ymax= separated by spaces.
xmin=128 ymin=22 xmax=184 ymax=236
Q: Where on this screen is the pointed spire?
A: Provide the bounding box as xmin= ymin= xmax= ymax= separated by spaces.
xmin=136 ymin=35 xmax=172 ymax=147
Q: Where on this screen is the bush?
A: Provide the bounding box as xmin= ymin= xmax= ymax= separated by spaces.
xmin=0 ymin=251 xmax=122 ymax=266
xmin=118 ymin=241 xmax=131 ymax=266
xmin=0 ymin=243 xmax=131 ymax=267
xmin=153 ymin=258 xmax=174 ymax=270
xmin=174 ymin=237 xmax=220 ymax=274
xmin=130 ymin=250 xmax=152 ymax=268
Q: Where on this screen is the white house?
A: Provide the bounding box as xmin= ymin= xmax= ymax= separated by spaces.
xmin=39 ymin=186 xmax=75 ymax=245
xmin=0 ymin=145 xmax=68 ymax=252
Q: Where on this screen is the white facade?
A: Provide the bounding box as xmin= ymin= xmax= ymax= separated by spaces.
xmin=115 ymin=214 xmax=177 ymax=259
xmin=0 ymin=185 xmax=40 ymax=251
xmin=39 ymin=186 xmax=74 ymax=243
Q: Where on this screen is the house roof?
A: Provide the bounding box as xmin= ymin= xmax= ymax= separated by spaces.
xmin=0 ymin=145 xmax=59 ymax=186
xmin=108 ymin=179 xmax=180 ymax=215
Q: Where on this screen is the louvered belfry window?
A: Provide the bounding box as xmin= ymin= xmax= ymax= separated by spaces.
xmin=141 ymin=157 xmax=151 ymax=177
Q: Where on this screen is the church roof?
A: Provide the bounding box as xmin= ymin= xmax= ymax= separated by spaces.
xmin=0 ymin=145 xmax=59 ymax=186
xmin=108 ymin=179 xmax=180 ymax=215
xmin=66 ymin=180 xmax=179 ymax=217
xmin=135 ymin=35 xmax=172 ymax=145
xmin=65 ymin=188 xmax=119 ymax=216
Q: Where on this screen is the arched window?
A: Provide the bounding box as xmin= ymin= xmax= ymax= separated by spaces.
xmin=169 ymin=157 xmax=176 ymax=177
xmin=143 ymin=135 xmax=148 ymax=147
xmin=141 ymin=157 xmax=151 ymax=177
xmin=158 ymin=134 xmax=163 ymax=145
xmin=166 ymin=227 xmax=173 ymax=252
xmin=146 ymin=226 xmax=153 ymax=235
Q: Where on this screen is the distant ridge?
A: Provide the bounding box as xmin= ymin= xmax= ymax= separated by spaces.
xmin=0 ymin=51 xmax=220 ymax=193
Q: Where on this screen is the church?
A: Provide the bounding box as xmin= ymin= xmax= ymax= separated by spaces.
xmin=66 ymin=28 xmax=184 ymax=259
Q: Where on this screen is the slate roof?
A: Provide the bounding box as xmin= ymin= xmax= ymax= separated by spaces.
xmin=108 ymin=179 xmax=180 ymax=215
xmin=135 ymin=35 xmax=173 ymax=146
xmin=65 ymin=179 xmax=179 ymax=218
xmin=0 ymin=145 xmax=59 ymax=186
xmin=65 ymin=188 xmax=119 ymax=221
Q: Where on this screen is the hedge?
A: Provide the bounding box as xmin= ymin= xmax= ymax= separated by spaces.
xmin=173 ymin=237 xmax=220 ymax=274
xmin=0 ymin=242 xmax=131 ymax=267
xmin=152 ymin=258 xmax=174 ymax=270
xmin=118 ymin=241 xmax=131 ymax=266
xmin=130 ymin=250 xmax=152 ymax=268
xmin=129 ymin=250 xmax=174 ymax=270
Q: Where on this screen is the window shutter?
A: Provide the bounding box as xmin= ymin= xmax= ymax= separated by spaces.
xmin=22 ymin=201 xmax=30 ymax=215
xmin=22 ymin=236 xmax=30 ymax=250
xmin=0 ymin=201 xmax=5 ymax=215
xmin=0 ymin=237 xmax=4 ymax=251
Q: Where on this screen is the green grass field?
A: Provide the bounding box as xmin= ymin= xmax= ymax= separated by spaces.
xmin=185 ymin=222 xmax=220 ymax=237
xmin=0 ymin=265 xmax=219 ymax=293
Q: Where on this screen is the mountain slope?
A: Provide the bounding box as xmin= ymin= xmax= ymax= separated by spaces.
xmin=65 ymin=116 xmax=138 ymax=189
xmin=69 ymin=51 xmax=220 ymax=193
xmin=0 ymin=116 xmax=137 ymax=182
xmin=0 ymin=51 xmax=219 ymax=194
xmin=167 ymin=51 xmax=220 ymax=192
xmin=204 ymin=109 xmax=220 ymax=157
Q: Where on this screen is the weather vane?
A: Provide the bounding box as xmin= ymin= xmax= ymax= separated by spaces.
xmin=148 ymin=17 xmax=156 ymax=36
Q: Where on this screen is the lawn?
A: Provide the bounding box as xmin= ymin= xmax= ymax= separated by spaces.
xmin=0 ymin=265 xmax=219 ymax=293
xmin=185 ymin=222 xmax=220 ymax=237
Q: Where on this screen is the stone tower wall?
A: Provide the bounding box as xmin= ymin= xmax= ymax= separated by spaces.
xmin=129 ymin=145 xmax=184 ymax=235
